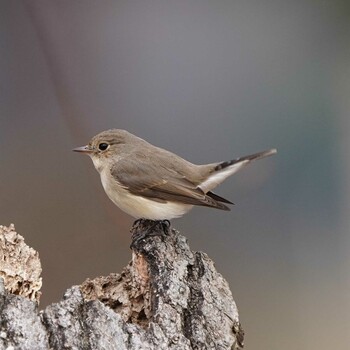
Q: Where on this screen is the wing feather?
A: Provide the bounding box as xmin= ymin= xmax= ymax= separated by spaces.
xmin=111 ymin=159 xmax=230 ymax=210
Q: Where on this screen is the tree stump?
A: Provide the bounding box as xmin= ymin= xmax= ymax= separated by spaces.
xmin=0 ymin=221 xmax=244 ymax=350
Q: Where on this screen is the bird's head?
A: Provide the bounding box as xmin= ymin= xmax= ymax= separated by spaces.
xmin=73 ymin=129 xmax=142 ymax=172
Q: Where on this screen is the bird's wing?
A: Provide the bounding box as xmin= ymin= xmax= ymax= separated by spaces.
xmin=110 ymin=158 xmax=230 ymax=210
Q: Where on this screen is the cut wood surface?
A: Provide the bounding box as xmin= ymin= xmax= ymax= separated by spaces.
xmin=0 ymin=221 xmax=244 ymax=350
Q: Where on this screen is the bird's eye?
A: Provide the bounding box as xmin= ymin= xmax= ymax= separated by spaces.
xmin=98 ymin=143 xmax=109 ymax=151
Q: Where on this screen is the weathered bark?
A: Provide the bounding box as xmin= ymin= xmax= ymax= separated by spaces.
xmin=0 ymin=221 xmax=244 ymax=350
xmin=0 ymin=224 xmax=42 ymax=302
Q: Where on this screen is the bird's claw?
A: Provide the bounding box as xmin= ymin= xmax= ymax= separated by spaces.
xmin=130 ymin=219 xmax=171 ymax=249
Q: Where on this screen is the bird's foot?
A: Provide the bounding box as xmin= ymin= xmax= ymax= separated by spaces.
xmin=156 ymin=219 xmax=171 ymax=234
xmin=130 ymin=219 xmax=171 ymax=248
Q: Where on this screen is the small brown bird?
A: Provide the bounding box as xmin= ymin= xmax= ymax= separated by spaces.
xmin=74 ymin=129 xmax=276 ymax=220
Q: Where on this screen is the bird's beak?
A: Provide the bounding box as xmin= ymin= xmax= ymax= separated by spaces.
xmin=72 ymin=145 xmax=93 ymax=154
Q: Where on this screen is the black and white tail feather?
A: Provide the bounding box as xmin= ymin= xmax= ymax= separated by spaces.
xmin=199 ymin=149 xmax=277 ymax=210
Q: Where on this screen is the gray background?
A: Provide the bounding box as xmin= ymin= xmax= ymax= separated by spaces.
xmin=1 ymin=1 xmax=349 ymax=349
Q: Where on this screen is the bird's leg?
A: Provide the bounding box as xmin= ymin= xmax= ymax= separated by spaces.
xmin=159 ymin=220 xmax=171 ymax=235
xmin=130 ymin=219 xmax=171 ymax=248
xmin=147 ymin=219 xmax=171 ymax=237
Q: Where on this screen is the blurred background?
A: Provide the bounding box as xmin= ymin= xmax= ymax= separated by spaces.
xmin=1 ymin=0 xmax=349 ymax=349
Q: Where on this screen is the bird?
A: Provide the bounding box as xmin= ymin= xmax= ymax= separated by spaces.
xmin=73 ymin=129 xmax=276 ymax=220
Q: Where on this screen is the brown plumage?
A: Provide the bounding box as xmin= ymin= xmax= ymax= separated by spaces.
xmin=74 ymin=129 xmax=276 ymax=219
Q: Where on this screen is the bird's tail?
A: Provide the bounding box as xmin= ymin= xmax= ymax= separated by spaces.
xmin=199 ymin=149 xmax=277 ymax=193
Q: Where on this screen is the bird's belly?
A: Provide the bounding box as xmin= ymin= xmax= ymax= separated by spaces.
xmin=101 ymin=173 xmax=192 ymax=220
